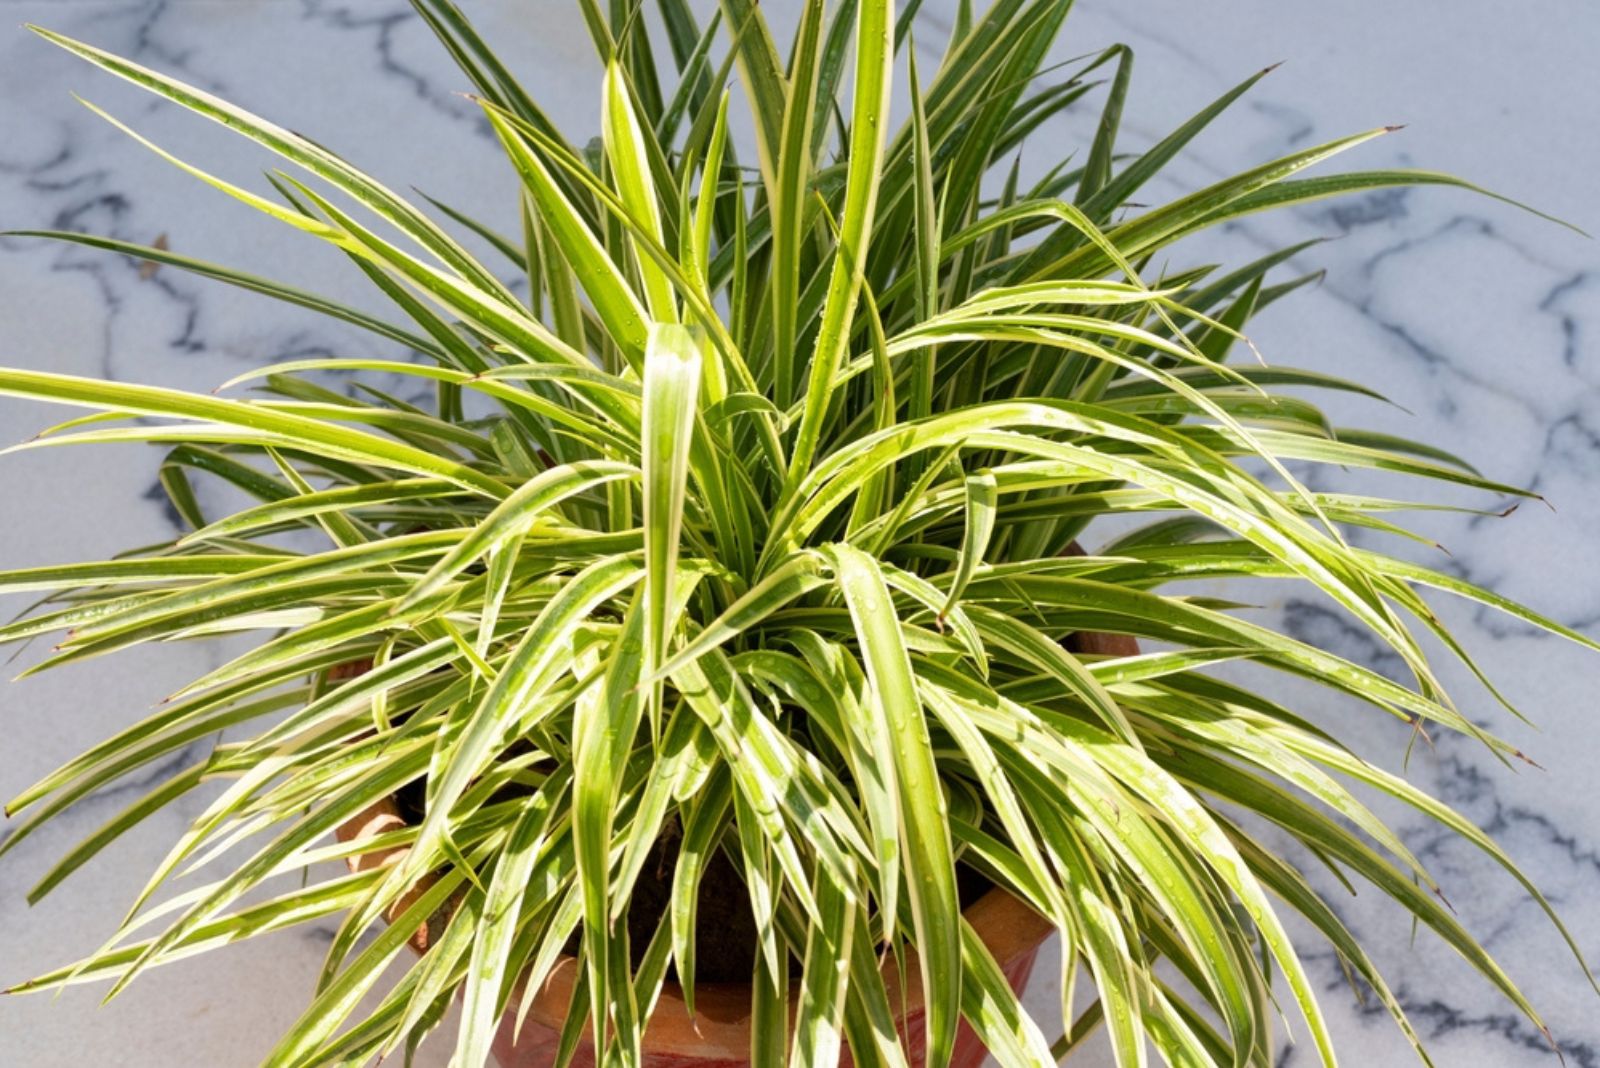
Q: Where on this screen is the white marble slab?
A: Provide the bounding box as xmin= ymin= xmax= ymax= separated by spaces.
xmin=1 ymin=2 xmax=1596 ymax=1065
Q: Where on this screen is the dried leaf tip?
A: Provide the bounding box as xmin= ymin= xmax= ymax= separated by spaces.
xmin=138 ymin=233 xmax=167 ymax=280
xmin=1430 ymin=885 xmax=1456 ymax=914
xmin=1539 ymin=1023 xmax=1564 ymax=1062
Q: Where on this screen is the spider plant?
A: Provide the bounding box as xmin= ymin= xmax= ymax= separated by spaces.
xmin=1 ymin=2 xmax=1592 ymax=1066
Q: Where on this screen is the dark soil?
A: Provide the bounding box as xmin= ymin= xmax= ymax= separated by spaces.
xmin=618 ymin=817 xmax=769 ymax=982
xmin=600 ymin=818 xmax=997 ymax=983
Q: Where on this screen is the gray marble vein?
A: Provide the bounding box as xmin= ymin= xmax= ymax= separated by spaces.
xmin=1 ymin=2 xmax=1596 ymax=1065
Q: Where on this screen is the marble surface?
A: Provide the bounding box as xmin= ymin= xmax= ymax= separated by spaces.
xmin=2 ymin=2 xmax=1597 ymax=1065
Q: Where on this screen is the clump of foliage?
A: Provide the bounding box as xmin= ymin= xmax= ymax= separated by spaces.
xmin=1 ymin=2 xmax=1592 ymax=1066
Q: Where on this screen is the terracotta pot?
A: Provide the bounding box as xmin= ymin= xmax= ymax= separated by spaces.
xmin=489 ymin=881 xmax=1054 ymax=1068
xmin=331 ymin=593 xmax=1140 ymax=1066
xmin=335 ymin=803 xmax=1055 ymax=1068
